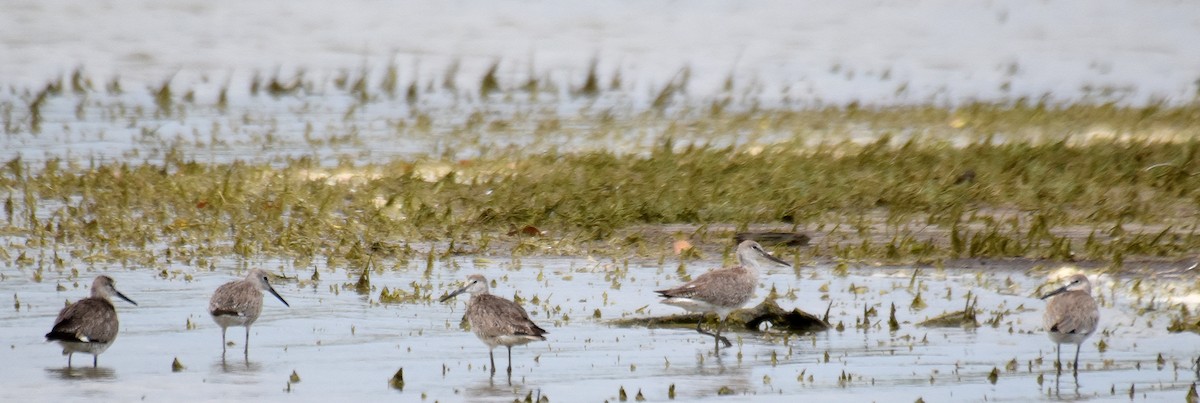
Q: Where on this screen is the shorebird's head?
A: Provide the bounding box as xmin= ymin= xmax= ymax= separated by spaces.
xmin=440 ymin=274 xmax=489 ymax=302
xmin=93 ymin=275 xmax=137 ymax=306
xmin=247 ymin=268 xmax=290 ymax=307
xmin=736 ymin=240 xmax=791 ymax=270
xmin=1040 ymin=273 xmax=1092 ymax=299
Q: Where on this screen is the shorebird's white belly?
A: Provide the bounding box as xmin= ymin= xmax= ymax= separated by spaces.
xmin=661 ymin=297 xmax=736 ymax=318
xmin=57 ymin=340 xmax=112 ymax=356
xmin=212 ymin=313 xmax=254 ymax=329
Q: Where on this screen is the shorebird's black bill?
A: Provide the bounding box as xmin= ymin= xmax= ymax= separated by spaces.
xmin=761 ymin=250 xmax=791 ymax=267
xmin=439 ymin=287 xmax=467 ymax=302
xmin=1040 ymin=285 xmax=1068 ymax=300
xmin=113 ymin=290 xmax=138 ymax=306
xmin=266 ymin=285 xmax=290 ymax=307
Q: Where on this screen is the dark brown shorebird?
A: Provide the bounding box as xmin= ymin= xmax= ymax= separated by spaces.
xmin=440 ymin=274 xmax=548 ymax=377
xmin=656 ymin=240 xmax=790 ymax=352
xmin=209 ymin=268 xmax=290 ymax=356
xmin=1041 ymin=273 xmax=1099 ymax=376
xmin=45 ymin=275 xmax=137 ymax=368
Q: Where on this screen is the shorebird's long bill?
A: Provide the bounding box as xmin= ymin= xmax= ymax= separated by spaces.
xmin=113 ymin=289 xmax=138 ymax=306
xmin=1040 ymin=285 xmax=1068 ymax=300
xmin=266 ymin=285 xmax=290 ymax=307
xmin=439 ymin=287 xmax=467 ymax=303
xmin=760 ymin=250 xmax=791 ymax=267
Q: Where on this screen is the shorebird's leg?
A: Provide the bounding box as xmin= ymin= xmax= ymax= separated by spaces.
xmin=694 ymin=315 xmax=722 ymax=340
xmin=244 ymin=327 xmax=251 ymax=357
xmin=1072 ymin=344 xmax=1081 ymax=376
xmin=1055 ymin=344 xmax=1063 ymax=375
xmin=489 ymin=349 xmax=496 ymax=376
xmin=715 ymin=317 xmax=732 ymax=348
xmin=694 ymin=315 xmax=732 ymax=350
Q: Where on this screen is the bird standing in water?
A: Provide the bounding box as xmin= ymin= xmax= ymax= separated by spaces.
xmin=440 ymin=274 xmax=548 ymax=378
xmin=1041 ymin=273 xmax=1099 ymax=376
xmin=209 ymin=268 xmax=290 ymax=357
xmin=45 ymin=275 xmax=137 ymax=368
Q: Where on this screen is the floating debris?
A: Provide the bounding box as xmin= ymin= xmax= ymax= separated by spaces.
xmin=888 ymin=303 xmax=900 ymax=331
xmin=389 ymin=368 xmax=404 ymax=390
xmin=918 ymin=297 xmax=978 ymax=328
xmin=672 ymin=239 xmax=693 ymax=255
xmin=508 ymin=225 xmax=543 ymax=237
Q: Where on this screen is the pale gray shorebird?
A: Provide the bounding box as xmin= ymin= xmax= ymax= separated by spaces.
xmin=45 ymin=275 xmax=137 ymax=368
xmin=209 ymin=269 xmax=290 ymax=356
xmin=656 ymin=240 xmax=790 ymax=352
xmin=1040 ymin=273 xmax=1099 ymax=376
xmin=440 ymin=274 xmax=548 ymax=376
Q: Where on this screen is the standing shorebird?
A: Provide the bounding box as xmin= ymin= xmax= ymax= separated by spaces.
xmin=1041 ymin=273 xmax=1099 ymax=376
xmin=440 ymin=274 xmax=548 ymax=377
xmin=45 ymin=275 xmax=137 ymax=368
xmin=656 ymin=240 xmax=790 ymax=352
xmin=209 ymin=268 xmax=290 ymax=356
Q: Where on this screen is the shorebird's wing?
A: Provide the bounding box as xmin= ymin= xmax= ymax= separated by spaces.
xmin=469 ymin=295 xmax=548 ymax=339
xmin=209 ymin=281 xmax=262 ymax=317
xmin=656 ymin=267 xmax=754 ymax=307
xmin=1044 ymin=293 xmax=1099 ymax=335
xmin=46 ymin=298 xmax=118 ymax=343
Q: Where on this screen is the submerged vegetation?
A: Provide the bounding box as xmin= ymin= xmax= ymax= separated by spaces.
xmin=1 ymin=64 xmax=1198 ymax=273
xmin=0 ymin=134 xmax=1196 ymax=273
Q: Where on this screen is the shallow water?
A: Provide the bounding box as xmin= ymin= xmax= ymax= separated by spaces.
xmin=2 ymin=255 xmax=1197 ymax=402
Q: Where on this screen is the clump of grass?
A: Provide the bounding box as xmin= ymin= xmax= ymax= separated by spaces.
xmin=153 ymin=77 xmax=173 ymax=115
xmin=652 ymin=67 xmax=690 ymax=111
xmin=266 ymin=69 xmax=304 ymax=97
xmin=577 ymin=59 xmax=599 ymax=97
xmin=27 ymin=85 xmax=50 ymax=133
xmin=479 ymin=61 xmax=500 ymax=98
xmin=381 ymin=60 xmax=400 ymax=97
xmin=442 ymin=59 xmax=459 ymax=91
xmin=70 ymin=67 xmax=91 ymax=94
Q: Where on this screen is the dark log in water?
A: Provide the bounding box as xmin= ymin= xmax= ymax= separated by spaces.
xmin=613 ymin=298 xmax=830 ymax=333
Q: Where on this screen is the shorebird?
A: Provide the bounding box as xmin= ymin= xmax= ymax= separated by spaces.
xmin=45 ymin=275 xmax=137 ymax=368
xmin=209 ymin=268 xmax=290 ymax=356
xmin=440 ymin=274 xmax=548 ymax=377
xmin=1041 ymin=273 xmax=1099 ymax=376
xmin=656 ymin=240 xmax=790 ymax=352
